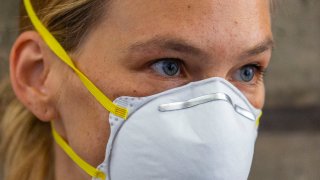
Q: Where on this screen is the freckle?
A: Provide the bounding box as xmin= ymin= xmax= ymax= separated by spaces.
xmin=234 ymin=21 xmax=238 ymax=25
xmin=133 ymin=90 xmax=137 ymax=93
xmin=187 ymin=5 xmax=191 ymax=9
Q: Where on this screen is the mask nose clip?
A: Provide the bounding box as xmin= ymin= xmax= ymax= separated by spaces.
xmin=158 ymin=92 xmax=255 ymax=121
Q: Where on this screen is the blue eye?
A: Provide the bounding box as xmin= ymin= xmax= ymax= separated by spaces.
xmin=151 ymin=59 xmax=181 ymax=77
xmin=235 ymin=65 xmax=257 ymax=82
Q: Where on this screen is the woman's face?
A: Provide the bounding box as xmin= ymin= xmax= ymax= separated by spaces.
xmin=42 ymin=0 xmax=272 ymax=178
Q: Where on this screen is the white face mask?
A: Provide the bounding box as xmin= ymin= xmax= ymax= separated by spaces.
xmin=24 ymin=1 xmax=261 ymax=179
xmin=94 ymin=77 xmax=261 ymax=180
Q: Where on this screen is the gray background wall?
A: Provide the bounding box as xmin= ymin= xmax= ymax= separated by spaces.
xmin=0 ymin=0 xmax=19 ymax=77
xmin=266 ymin=0 xmax=320 ymax=108
xmin=0 ymin=0 xmax=319 ymax=179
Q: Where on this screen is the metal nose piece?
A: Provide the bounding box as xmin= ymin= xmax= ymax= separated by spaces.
xmin=158 ymin=92 xmax=255 ymax=121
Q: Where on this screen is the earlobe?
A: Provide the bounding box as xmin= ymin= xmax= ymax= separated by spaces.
xmin=10 ymin=31 xmax=57 ymax=121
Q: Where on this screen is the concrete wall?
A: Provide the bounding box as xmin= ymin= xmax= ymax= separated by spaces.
xmin=1 ymin=0 xmax=320 ymax=108
xmin=0 ymin=0 xmax=19 ymax=77
xmin=266 ymin=0 xmax=320 ymax=108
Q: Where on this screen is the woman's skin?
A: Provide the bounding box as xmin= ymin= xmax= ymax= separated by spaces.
xmin=10 ymin=0 xmax=273 ymax=179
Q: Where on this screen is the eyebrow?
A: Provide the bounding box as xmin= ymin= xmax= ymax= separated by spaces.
xmin=242 ymin=38 xmax=274 ymax=57
xmin=129 ymin=36 xmax=204 ymax=57
xmin=129 ymin=36 xmax=274 ymax=58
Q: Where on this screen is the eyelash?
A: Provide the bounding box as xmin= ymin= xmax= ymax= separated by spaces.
xmin=248 ymin=64 xmax=267 ymax=82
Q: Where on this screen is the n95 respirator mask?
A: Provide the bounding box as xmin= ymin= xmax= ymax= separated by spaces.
xmin=95 ymin=77 xmax=261 ymax=180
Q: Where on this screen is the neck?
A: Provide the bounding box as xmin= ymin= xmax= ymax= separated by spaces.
xmin=54 ymin=143 xmax=90 ymax=180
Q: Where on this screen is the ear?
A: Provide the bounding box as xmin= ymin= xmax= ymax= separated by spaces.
xmin=10 ymin=31 xmax=58 ymax=122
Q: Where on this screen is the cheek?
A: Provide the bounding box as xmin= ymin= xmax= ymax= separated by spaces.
xmin=230 ymin=78 xmax=266 ymax=110
xmin=54 ymin=65 xmax=111 ymax=166
xmin=246 ymin=84 xmax=265 ymax=109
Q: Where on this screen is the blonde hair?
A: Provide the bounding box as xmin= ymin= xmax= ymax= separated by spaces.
xmin=0 ymin=0 xmax=106 ymax=179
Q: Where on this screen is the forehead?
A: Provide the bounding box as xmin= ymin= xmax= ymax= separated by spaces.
xmin=99 ymin=0 xmax=271 ymax=54
xmin=106 ymin=0 xmax=270 ymax=29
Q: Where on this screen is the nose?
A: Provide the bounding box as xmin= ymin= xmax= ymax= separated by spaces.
xmin=193 ymin=65 xmax=231 ymax=83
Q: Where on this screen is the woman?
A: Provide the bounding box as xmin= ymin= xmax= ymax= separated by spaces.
xmin=0 ymin=0 xmax=273 ymax=179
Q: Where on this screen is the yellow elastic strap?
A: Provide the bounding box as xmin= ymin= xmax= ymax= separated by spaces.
xmin=51 ymin=123 xmax=106 ymax=180
xmin=23 ymin=0 xmax=128 ymax=119
xmin=256 ymin=112 xmax=263 ymax=127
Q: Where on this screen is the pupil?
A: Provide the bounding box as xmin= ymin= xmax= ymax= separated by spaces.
xmin=241 ymin=67 xmax=254 ymax=82
xmin=163 ymin=61 xmax=179 ymax=76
